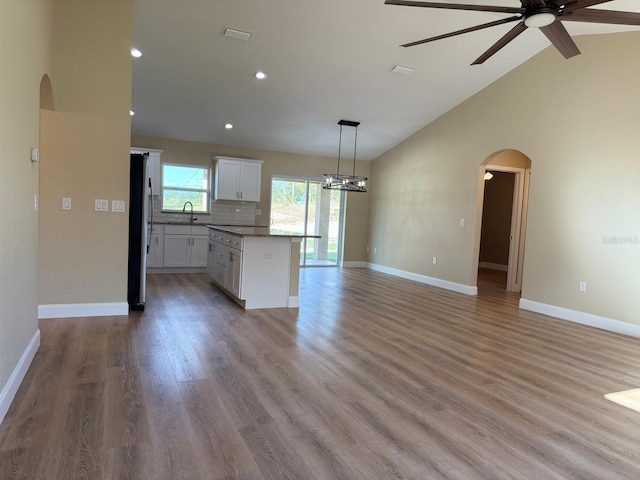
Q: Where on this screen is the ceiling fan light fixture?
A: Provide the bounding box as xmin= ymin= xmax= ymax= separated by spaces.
xmin=524 ymin=11 xmax=556 ymax=28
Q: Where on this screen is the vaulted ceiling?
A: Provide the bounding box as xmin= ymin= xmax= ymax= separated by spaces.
xmin=131 ymin=0 xmax=639 ymax=160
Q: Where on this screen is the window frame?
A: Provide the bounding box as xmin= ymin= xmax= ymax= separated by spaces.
xmin=161 ymin=162 xmax=211 ymax=214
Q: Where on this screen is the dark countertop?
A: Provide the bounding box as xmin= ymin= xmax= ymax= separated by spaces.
xmin=207 ymin=225 xmax=320 ymax=238
xmin=152 ymin=220 xmax=211 ymax=226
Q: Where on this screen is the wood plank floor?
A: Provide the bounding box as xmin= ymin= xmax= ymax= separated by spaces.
xmin=2 ymin=268 xmax=640 ymax=479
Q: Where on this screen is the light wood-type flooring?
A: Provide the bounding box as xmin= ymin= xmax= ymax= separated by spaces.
xmin=2 ymin=268 xmax=640 ymax=479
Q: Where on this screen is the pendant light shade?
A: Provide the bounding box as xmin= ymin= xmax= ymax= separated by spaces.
xmin=323 ymin=120 xmax=367 ymax=193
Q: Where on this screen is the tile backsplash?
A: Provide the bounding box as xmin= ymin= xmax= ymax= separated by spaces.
xmin=150 ymin=196 xmax=257 ymax=226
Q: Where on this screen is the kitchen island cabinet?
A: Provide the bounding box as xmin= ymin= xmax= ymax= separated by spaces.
xmin=207 ymin=225 xmax=316 ymax=309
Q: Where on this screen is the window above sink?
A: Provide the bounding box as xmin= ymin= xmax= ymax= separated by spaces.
xmin=162 ymin=163 xmax=211 ymax=213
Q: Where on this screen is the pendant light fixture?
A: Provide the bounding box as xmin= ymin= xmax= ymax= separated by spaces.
xmin=323 ymin=120 xmax=367 ymax=193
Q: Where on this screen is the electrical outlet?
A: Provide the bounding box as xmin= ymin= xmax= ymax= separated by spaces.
xmin=579 ymin=281 xmax=587 ymax=292
xmin=373 ymin=247 xmax=377 ymax=254
xmin=460 ymin=218 xmax=465 ymax=227
xmin=432 ymin=256 xmax=437 ymax=265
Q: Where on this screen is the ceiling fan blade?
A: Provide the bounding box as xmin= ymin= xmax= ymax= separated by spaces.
xmin=521 ymin=0 xmax=546 ymax=6
xmin=562 ymin=9 xmax=640 ymax=26
xmin=471 ymin=22 xmax=527 ymax=65
xmin=401 ymin=16 xmax=522 ymax=47
xmin=384 ymin=0 xmax=525 ymax=15
xmin=564 ymin=0 xmax=614 ymax=12
xmin=540 ymin=22 xmax=581 ymax=59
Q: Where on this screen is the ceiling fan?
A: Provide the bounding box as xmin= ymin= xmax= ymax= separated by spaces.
xmin=385 ymin=0 xmax=640 ymax=64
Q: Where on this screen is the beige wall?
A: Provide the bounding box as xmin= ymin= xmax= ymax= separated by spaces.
xmin=0 ymin=0 xmax=54 ymax=409
xmin=369 ymin=31 xmax=640 ymax=325
xmin=39 ymin=0 xmax=132 ymax=304
xmin=132 ymin=135 xmax=371 ymax=262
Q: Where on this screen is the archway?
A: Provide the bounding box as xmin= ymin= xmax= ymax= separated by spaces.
xmin=40 ymin=74 xmax=54 ymax=110
xmin=473 ymin=149 xmax=531 ymax=293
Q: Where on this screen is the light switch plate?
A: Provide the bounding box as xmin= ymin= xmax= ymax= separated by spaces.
xmin=95 ymin=199 xmax=109 ymax=212
xmin=62 ymin=197 xmax=71 ymax=210
xmin=112 ymin=200 xmax=125 ymax=212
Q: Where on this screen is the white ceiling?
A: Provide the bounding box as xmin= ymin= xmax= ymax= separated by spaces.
xmin=131 ymin=0 xmax=640 ymax=160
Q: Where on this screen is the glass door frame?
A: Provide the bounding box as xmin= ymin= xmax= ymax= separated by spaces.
xmin=270 ymin=174 xmax=345 ymax=268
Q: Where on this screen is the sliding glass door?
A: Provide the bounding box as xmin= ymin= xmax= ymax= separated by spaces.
xmin=270 ymin=176 xmax=344 ymax=267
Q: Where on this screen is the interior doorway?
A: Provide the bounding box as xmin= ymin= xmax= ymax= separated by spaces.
xmin=476 ymin=150 xmax=531 ymax=293
xmin=479 ymin=171 xmax=515 ymax=288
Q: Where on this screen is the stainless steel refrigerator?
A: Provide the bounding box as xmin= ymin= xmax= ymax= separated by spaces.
xmin=127 ymin=152 xmax=153 ymax=310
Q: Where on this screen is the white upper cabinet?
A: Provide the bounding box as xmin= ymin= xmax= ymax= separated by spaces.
xmin=214 ymin=157 xmax=262 ymax=202
xmin=131 ymin=147 xmax=163 ymax=195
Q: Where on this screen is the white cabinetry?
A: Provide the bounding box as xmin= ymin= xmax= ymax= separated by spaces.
xmin=214 ymin=157 xmax=263 ymax=202
xmin=226 ymin=247 xmax=242 ymax=297
xmin=207 ymin=227 xmax=299 ymax=309
xmin=163 ymin=225 xmax=208 ymax=267
xmin=146 ymin=224 xmax=164 ymax=268
xmin=131 ymin=147 xmax=162 ymax=195
xmin=207 ymin=230 xmax=243 ymax=296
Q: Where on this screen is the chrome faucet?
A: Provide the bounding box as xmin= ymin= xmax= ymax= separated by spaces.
xmin=182 ymin=201 xmax=197 ymax=224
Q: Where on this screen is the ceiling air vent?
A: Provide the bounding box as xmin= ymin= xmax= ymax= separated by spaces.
xmin=222 ymin=26 xmax=252 ymax=42
xmin=390 ymin=64 xmax=414 ymax=75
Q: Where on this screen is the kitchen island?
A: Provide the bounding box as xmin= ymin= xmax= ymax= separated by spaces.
xmin=206 ymin=225 xmax=317 ymax=309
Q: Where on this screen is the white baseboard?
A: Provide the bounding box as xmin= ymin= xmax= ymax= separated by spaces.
xmin=288 ymin=296 xmax=300 ymax=308
xmin=478 ymin=262 xmax=508 ymax=272
xmin=38 ymin=302 xmax=128 ymax=319
xmin=0 ymin=329 xmax=40 ymax=424
xmin=342 ymin=261 xmax=369 ymax=268
xmin=368 ymin=263 xmax=477 ymax=296
xmin=519 ymin=298 xmax=640 ymax=338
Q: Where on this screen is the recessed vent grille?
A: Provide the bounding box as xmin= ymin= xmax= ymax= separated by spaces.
xmin=390 ymin=64 xmax=414 ymax=75
xmin=222 ymin=26 xmax=252 ymax=42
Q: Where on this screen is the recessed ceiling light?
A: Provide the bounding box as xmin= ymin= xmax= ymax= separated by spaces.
xmin=131 ymin=48 xmax=142 ymax=58
xmin=224 ymin=123 xmax=233 ymax=129
xmin=254 ymin=71 xmax=267 ymax=80
xmin=130 ymin=110 xmax=135 ymax=116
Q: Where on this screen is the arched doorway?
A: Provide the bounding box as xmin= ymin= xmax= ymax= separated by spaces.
xmin=475 ymin=150 xmax=531 ymax=293
xmin=40 ymin=74 xmax=54 ymax=111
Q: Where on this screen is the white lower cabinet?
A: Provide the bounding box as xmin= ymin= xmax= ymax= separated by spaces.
xmin=208 ymin=231 xmax=243 ymax=298
xmin=146 ymin=224 xmax=164 ymax=268
xmin=163 ymin=225 xmax=208 ymax=268
xmin=191 ymin=235 xmax=209 ymax=267
xmin=226 ymin=247 xmax=242 ymax=297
